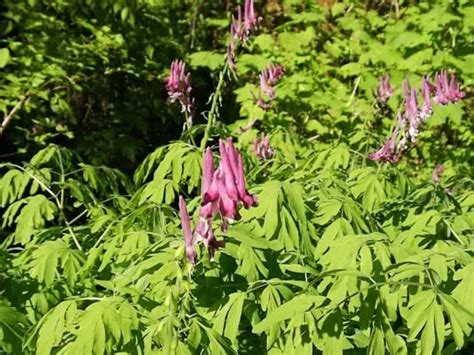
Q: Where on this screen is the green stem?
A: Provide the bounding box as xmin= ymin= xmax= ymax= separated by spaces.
xmin=184 ymin=110 xmax=196 ymax=146
xmin=200 ymin=61 xmax=229 ymax=150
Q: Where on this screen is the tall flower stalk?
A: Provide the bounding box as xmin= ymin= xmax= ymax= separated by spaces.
xmin=201 ymin=0 xmax=262 ymax=150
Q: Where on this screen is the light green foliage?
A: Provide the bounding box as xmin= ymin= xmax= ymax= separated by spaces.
xmin=0 ymin=0 xmax=473 ymax=354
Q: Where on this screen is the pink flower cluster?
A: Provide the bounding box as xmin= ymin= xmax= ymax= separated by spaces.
xmin=227 ymin=0 xmax=261 ymax=70
xmin=179 ymin=138 xmax=258 ymax=264
xmin=433 ymin=71 xmax=464 ymax=105
xmin=375 ymin=74 xmax=395 ymax=104
xmin=254 ymin=64 xmax=285 ymax=110
xmin=251 ymin=133 xmax=274 ymax=160
xmin=369 ymin=70 xmax=464 ymax=164
xmin=368 ymin=112 xmax=404 ymax=164
xmin=165 ymin=60 xmax=194 ymax=126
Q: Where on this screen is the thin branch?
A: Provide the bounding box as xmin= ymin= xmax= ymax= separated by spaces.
xmin=0 ymin=95 xmax=32 ymax=136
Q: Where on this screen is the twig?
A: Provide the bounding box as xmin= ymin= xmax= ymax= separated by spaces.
xmin=0 ymin=95 xmax=32 ymax=136
xmin=346 ymin=76 xmax=361 ymax=107
xmin=200 ymin=61 xmax=229 ymax=150
xmin=4 ymin=163 xmax=83 ymax=251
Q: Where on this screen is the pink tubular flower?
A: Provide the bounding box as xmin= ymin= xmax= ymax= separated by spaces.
xmin=254 ymin=64 xmax=285 ymax=109
xmin=376 ymin=74 xmax=394 ymax=104
xmin=260 ymin=64 xmax=285 ymax=99
xmin=434 ymin=71 xmax=464 ymax=105
xmin=181 ymin=138 xmax=258 ymax=262
xmin=447 ymin=74 xmax=464 ymax=103
xmin=231 ymin=0 xmax=261 ymax=42
xmin=251 ymin=91 xmax=271 ymax=110
xmin=227 ymin=26 xmax=237 ymax=70
xmin=232 ymin=5 xmax=245 ymax=41
xmin=226 ymin=0 xmax=261 ymax=70
xmin=201 ymin=138 xmax=257 ymax=219
xmin=244 ymin=0 xmax=260 ymax=36
xmin=165 ymin=60 xmax=194 ymax=126
xmin=369 ymin=112 xmax=404 ymax=164
xmin=179 ymin=196 xmax=197 ymax=264
xmin=251 ymin=134 xmax=274 ymax=160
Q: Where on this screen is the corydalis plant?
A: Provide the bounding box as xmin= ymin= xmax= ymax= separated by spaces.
xmin=165 ymin=60 xmax=194 ymax=128
xmin=254 ymin=64 xmax=285 ymax=110
xmin=369 ymin=70 xmax=464 ymax=164
xmin=434 ymin=70 xmax=465 ymax=105
xmin=227 ymin=0 xmax=261 ymax=70
xmin=375 ymin=74 xmax=394 ymax=104
xmin=251 ymin=133 xmax=274 ymax=160
xmin=180 ymin=138 xmax=257 ymax=264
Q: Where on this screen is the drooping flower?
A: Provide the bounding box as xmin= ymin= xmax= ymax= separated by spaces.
xmin=434 ymin=71 xmax=464 ymax=105
xmin=165 ymin=60 xmax=194 ymax=127
xmin=251 ymin=91 xmax=271 ymax=110
xmin=201 ymin=138 xmax=258 ymax=214
xmin=432 ymin=164 xmax=445 ymax=185
xmin=238 ymin=119 xmax=257 ymax=133
xmin=179 ymin=196 xmax=197 ymax=264
xmin=447 ymin=74 xmax=464 ymax=103
xmin=231 ymin=0 xmax=261 ymax=42
xmin=376 ymin=74 xmax=394 ymax=104
xmin=244 ymin=0 xmax=260 ymax=36
xmin=226 ymin=0 xmax=262 ymax=70
xmin=251 ymin=134 xmax=274 ymax=160
xmin=254 ymin=64 xmax=285 ymax=109
xmin=186 ymin=138 xmax=258 ymax=261
xmin=419 ymin=76 xmax=432 ymax=121
xmin=369 ymin=112 xmax=404 ymax=164
xmin=227 ymin=26 xmax=237 ymax=70
xmin=260 ymin=64 xmax=285 ymax=99
xmin=402 ymin=79 xmax=420 ymax=142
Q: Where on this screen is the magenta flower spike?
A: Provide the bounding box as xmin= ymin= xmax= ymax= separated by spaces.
xmin=227 ymin=26 xmax=237 ymax=70
xmin=257 ymin=64 xmax=285 ymax=109
xmin=244 ymin=0 xmax=258 ymax=34
xmin=376 ymin=74 xmax=394 ymax=103
xmin=252 ymin=133 xmax=274 ymax=160
xmin=195 ymin=220 xmax=224 ymax=260
xmin=232 ymin=5 xmax=247 ymax=42
xmin=165 ymin=60 xmax=194 ymax=127
xmin=434 ymin=71 xmax=450 ymax=105
xmin=179 ymin=196 xmax=197 ymax=264
xmin=194 ymin=138 xmax=258 ymax=261
xmin=447 ymin=73 xmax=465 ymax=103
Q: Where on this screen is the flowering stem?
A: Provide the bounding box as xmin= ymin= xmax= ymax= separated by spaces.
xmin=184 ymin=110 xmax=196 ymax=146
xmin=200 ymin=61 xmax=229 ymax=150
